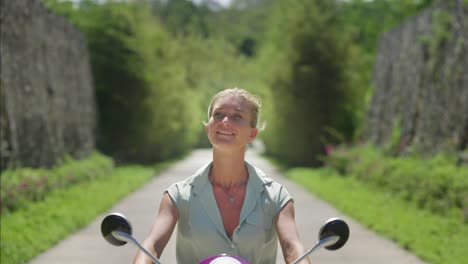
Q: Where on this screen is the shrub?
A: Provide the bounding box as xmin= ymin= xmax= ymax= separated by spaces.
xmin=0 ymin=152 xmax=114 ymax=214
xmin=323 ymin=144 xmax=468 ymax=222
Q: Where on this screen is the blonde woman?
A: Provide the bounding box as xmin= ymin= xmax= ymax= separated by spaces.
xmin=134 ymin=88 xmax=309 ymax=264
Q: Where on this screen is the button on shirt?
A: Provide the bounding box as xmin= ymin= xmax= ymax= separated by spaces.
xmin=166 ymin=161 xmax=293 ymax=264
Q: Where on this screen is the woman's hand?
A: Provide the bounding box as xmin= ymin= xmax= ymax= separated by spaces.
xmin=276 ymin=201 xmax=311 ymax=264
xmin=133 ymin=193 xmax=180 ymax=264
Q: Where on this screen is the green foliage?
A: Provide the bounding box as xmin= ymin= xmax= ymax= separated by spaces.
xmin=42 ymin=0 xmax=268 ymax=161
xmin=287 ymin=167 xmax=468 ymax=264
xmin=209 ymin=3 xmax=272 ymax=57
xmin=41 ymin=0 xmax=78 ymax=16
xmin=0 ymin=163 xmax=169 ymax=264
xmin=153 ymin=0 xmax=213 ymax=37
xmin=44 ymin=1 xmax=205 ymax=163
xmin=323 ymin=144 xmax=468 ymax=222
xmin=40 ymin=0 xmax=446 ymax=169
xmin=338 ymin=0 xmax=437 ymax=54
xmin=0 ymin=152 xmax=113 ymax=214
xmin=81 ymin=3 xmax=174 ymax=161
xmin=259 ymin=0 xmax=368 ymax=166
xmin=385 ymin=115 xmax=405 ymax=155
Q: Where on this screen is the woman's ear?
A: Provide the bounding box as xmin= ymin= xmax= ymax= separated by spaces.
xmin=248 ymin=128 xmax=258 ymax=143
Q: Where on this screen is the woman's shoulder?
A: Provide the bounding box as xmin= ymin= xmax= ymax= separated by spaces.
xmin=167 ymin=162 xmax=211 ymax=197
xmin=246 ymin=162 xmax=288 ymax=193
xmin=246 ymin=162 xmax=292 ymax=214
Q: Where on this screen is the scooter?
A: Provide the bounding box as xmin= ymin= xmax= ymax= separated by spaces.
xmin=101 ymin=212 xmax=350 ymax=264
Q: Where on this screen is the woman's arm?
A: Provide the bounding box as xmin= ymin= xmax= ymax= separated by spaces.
xmin=133 ymin=193 xmax=180 ymax=264
xmin=276 ymin=201 xmax=311 ymax=264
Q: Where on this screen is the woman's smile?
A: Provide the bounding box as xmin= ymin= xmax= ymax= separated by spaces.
xmin=217 ymin=130 xmax=235 ymax=136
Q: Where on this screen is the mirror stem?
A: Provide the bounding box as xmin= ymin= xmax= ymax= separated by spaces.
xmin=291 ymin=235 xmax=339 ymax=264
xmin=112 ymin=231 xmax=162 ymax=264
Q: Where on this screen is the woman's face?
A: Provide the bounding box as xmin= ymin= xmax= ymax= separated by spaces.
xmin=205 ymin=95 xmax=258 ymax=151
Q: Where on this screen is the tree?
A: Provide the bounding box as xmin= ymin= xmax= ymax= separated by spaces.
xmin=260 ymin=0 xmax=368 ymax=166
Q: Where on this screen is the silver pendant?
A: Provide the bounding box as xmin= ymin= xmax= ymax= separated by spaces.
xmin=229 ymin=197 xmax=235 ymax=203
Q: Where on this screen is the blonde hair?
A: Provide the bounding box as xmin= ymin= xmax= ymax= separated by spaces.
xmin=207 ymin=88 xmax=265 ymax=130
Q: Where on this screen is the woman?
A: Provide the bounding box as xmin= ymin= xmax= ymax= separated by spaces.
xmin=134 ymin=88 xmax=310 ymax=264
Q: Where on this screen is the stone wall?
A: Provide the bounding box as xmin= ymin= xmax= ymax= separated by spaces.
xmin=366 ymin=0 xmax=468 ymax=155
xmin=0 ymin=0 xmax=96 ymax=170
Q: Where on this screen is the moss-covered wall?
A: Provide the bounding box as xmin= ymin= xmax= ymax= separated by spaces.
xmin=366 ymin=0 xmax=467 ymax=155
xmin=0 ymin=0 xmax=96 ymax=170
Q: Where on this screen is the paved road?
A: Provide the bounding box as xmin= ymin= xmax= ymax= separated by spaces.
xmin=29 ymin=149 xmax=426 ymax=264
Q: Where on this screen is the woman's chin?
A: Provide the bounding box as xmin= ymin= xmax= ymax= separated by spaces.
xmin=212 ymin=141 xmax=246 ymax=152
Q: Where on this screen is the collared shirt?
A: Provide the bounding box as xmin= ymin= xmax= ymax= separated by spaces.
xmin=166 ymin=161 xmax=292 ymax=264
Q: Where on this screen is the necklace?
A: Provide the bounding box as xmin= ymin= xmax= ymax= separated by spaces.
xmin=210 ymin=177 xmax=248 ymax=203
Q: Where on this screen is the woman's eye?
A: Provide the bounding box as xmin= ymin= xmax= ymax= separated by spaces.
xmin=233 ymin=114 xmax=242 ymax=120
xmin=213 ymin=112 xmax=224 ymax=119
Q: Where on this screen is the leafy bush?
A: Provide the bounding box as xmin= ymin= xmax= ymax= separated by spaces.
xmin=0 ymin=164 xmax=161 ymax=264
xmin=323 ymin=144 xmax=468 ymax=222
xmin=287 ymin=167 xmax=468 ymax=264
xmin=0 ymin=152 xmax=113 ymax=214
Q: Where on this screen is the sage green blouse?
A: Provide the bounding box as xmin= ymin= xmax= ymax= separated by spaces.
xmin=166 ymin=161 xmax=292 ymax=264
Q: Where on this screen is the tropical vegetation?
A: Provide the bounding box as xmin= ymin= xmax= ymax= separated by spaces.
xmin=4 ymin=0 xmax=464 ymax=263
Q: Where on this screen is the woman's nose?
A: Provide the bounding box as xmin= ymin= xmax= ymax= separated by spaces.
xmin=221 ymin=116 xmax=232 ymax=125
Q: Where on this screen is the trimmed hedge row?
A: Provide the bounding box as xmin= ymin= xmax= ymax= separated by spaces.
xmin=0 ymin=152 xmax=114 ymax=214
xmin=323 ymin=144 xmax=468 ymax=223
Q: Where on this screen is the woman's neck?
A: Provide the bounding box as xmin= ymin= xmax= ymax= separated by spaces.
xmin=210 ymin=148 xmax=248 ymax=188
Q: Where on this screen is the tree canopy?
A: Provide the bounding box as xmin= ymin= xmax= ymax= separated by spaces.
xmin=41 ymin=0 xmax=438 ymax=165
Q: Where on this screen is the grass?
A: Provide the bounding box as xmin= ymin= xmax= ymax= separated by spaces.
xmin=0 ymin=162 xmax=171 ymax=264
xmin=1 ymin=152 xmax=114 ymax=213
xmin=286 ymin=167 xmax=468 ymax=264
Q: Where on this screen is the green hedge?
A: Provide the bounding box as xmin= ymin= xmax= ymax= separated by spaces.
xmin=323 ymin=144 xmax=468 ymax=223
xmin=0 ymin=152 xmax=114 ymax=214
xmin=0 ymin=164 xmax=163 ymax=264
xmin=287 ymin=167 xmax=468 ymax=264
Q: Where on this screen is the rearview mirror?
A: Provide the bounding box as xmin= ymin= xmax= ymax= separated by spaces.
xmin=101 ymin=212 xmax=133 ymax=246
xmin=292 ymin=217 xmax=350 ymax=264
xmin=100 ymin=213 xmax=162 ymax=264
xmin=319 ymin=217 xmax=349 ymax=250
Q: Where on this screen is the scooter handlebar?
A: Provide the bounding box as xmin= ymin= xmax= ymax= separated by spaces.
xmin=101 ymin=213 xmax=350 ymax=264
